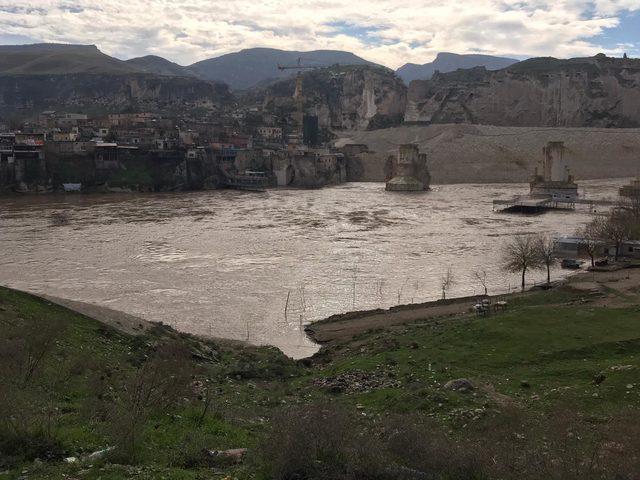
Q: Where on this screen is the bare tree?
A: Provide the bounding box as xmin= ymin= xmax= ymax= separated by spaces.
xmin=502 ymin=235 xmax=543 ymax=291
xmin=618 ymin=194 xmax=640 ymax=225
xmin=588 ymin=209 xmax=633 ymax=260
xmin=440 ymin=268 xmax=455 ymax=300
xmin=534 ymin=234 xmax=556 ymax=286
xmin=576 ymin=225 xmax=599 ymax=267
xmin=473 ymin=269 xmax=488 ymax=296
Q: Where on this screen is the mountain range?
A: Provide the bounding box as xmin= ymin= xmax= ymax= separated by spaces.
xmin=188 ymin=48 xmax=377 ymax=89
xmin=395 ymin=52 xmax=519 ymax=83
xmin=0 ymin=43 xmax=521 ymax=89
xmin=1 ymin=43 xmax=638 ymax=131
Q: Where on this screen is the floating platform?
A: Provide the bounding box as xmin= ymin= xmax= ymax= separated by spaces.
xmin=493 ymin=195 xmax=557 ymax=213
xmin=494 ymin=195 xmax=619 ymax=214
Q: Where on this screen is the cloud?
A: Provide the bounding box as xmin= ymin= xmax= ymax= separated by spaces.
xmin=0 ymin=0 xmax=638 ymax=68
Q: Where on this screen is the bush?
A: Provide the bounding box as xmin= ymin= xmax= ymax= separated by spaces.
xmin=104 ymin=342 xmax=197 ymax=464
xmin=0 ymin=430 xmax=65 ymax=468
xmin=259 ymin=402 xmax=389 ymax=480
xmin=0 ymin=314 xmax=67 ymax=467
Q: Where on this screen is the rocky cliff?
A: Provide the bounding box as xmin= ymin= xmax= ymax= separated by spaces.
xmin=405 ymin=54 xmax=640 ymax=128
xmin=0 ymin=74 xmax=231 ymax=115
xmin=256 ymin=66 xmax=407 ymax=131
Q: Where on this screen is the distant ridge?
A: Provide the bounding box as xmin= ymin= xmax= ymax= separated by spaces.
xmin=188 ymin=47 xmax=379 ymax=90
xmin=0 ymin=43 xmax=140 ymax=75
xmin=125 ymin=55 xmax=196 ymax=77
xmin=0 ymin=44 xmax=382 ymax=89
xmin=396 ymin=52 xmax=519 ymax=83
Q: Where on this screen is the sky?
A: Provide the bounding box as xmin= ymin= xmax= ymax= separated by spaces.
xmin=0 ymin=0 xmax=638 ymax=69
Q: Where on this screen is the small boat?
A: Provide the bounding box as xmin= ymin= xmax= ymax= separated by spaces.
xmin=62 ymin=183 xmax=82 ymax=192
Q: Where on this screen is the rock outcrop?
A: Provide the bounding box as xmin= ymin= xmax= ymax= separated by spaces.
xmin=255 ymin=66 xmax=407 ymax=131
xmin=0 ymin=74 xmax=231 ymax=115
xmin=405 ymin=54 xmax=640 ymax=128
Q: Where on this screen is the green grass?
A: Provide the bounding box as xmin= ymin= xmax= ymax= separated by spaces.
xmin=316 ymin=288 xmax=640 ymax=417
xmin=1 ymin=284 xmax=639 ymax=478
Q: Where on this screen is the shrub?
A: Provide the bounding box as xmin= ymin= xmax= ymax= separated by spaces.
xmin=0 ymin=430 xmax=65 ymax=469
xmin=104 ymin=342 xmax=197 ymax=464
xmin=260 ymin=403 xmax=361 ymax=479
xmin=0 ymin=314 xmax=66 ymax=467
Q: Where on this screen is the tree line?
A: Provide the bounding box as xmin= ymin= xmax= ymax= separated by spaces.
xmin=502 ymin=196 xmax=640 ymax=290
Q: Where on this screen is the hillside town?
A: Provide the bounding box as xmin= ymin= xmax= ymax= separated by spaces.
xmin=0 ymin=102 xmax=353 ymax=193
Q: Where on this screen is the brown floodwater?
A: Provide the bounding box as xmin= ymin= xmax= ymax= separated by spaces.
xmin=0 ymin=180 xmax=626 ymax=357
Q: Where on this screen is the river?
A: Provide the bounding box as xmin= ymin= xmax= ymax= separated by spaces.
xmin=0 ymin=180 xmax=625 ymax=357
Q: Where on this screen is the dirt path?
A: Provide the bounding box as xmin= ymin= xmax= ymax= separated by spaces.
xmin=566 ymin=266 xmax=640 ymax=308
xmin=307 ymin=266 xmax=640 ymax=346
xmin=305 ymin=294 xmax=495 ymax=344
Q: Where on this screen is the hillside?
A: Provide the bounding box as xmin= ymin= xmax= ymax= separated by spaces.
xmin=405 ymin=54 xmax=640 ymax=128
xmin=124 ymin=55 xmax=195 ymax=77
xmin=0 ymin=44 xmax=231 ymax=115
xmin=396 ymin=52 xmax=519 ymax=83
xmin=0 ymin=74 xmax=232 ymax=115
xmin=336 ymin=124 xmax=640 ymax=183
xmin=248 ymin=65 xmax=406 ymax=131
xmin=2 ymin=264 xmax=640 ymax=478
xmin=0 ymin=44 xmax=140 ymax=75
xmin=189 ymin=47 xmax=378 ymax=90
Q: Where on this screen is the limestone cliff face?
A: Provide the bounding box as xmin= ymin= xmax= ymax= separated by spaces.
xmin=0 ymin=74 xmax=231 ymax=114
xmin=259 ymin=66 xmax=406 ymax=131
xmin=405 ymin=55 xmax=640 ymax=128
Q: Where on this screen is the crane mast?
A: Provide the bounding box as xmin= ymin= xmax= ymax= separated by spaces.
xmin=276 ymin=58 xmax=326 ymax=147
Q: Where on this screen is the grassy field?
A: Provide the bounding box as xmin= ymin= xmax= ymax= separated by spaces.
xmin=1 ymin=279 xmax=639 ymax=479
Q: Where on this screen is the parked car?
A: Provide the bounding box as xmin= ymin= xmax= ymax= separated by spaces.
xmin=561 ymin=259 xmax=582 ymax=269
xmin=595 ymin=259 xmax=609 ymax=267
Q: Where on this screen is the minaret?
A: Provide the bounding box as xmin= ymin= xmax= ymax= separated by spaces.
xmin=292 ymin=72 xmax=304 ymax=145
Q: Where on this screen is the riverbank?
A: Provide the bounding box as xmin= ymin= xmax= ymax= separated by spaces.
xmin=306 ymin=265 xmax=640 ymax=347
xmin=2 ymin=181 xmax=619 ymax=357
xmin=1 ymin=270 xmax=640 ymax=478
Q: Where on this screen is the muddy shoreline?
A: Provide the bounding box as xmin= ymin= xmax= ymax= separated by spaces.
xmin=305 ymin=265 xmax=640 ymax=347
xmin=4 ymin=262 xmax=638 ymax=358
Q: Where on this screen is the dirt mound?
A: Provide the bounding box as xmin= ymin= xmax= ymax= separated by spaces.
xmin=337 ymin=124 xmax=640 ymax=184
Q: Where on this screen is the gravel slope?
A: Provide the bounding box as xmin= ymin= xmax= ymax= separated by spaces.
xmin=336 ymin=124 xmax=640 ymax=183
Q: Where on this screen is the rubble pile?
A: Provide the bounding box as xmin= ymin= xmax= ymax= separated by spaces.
xmin=312 ymin=368 xmax=401 ymax=394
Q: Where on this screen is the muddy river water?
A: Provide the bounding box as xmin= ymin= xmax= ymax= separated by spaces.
xmin=0 ymin=180 xmax=625 ymax=357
